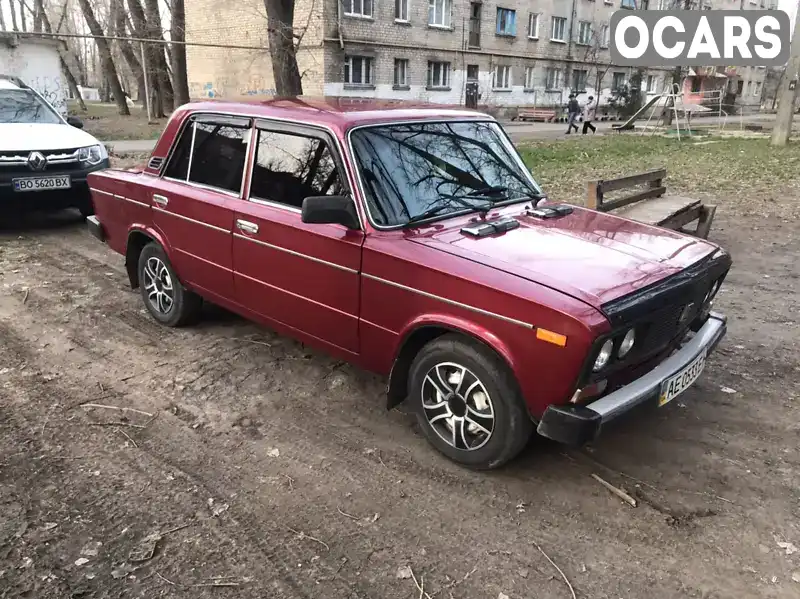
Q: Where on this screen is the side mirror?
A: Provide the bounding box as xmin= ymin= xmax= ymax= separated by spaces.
xmin=67 ymin=116 xmax=84 ymax=129
xmin=301 ymin=195 xmax=360 ymax=230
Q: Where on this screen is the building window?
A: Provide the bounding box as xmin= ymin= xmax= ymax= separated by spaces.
xmin=572 ymin=69 xmax=587 ymax=91
xmin=753 ymin=81 xmax=762 ymax=96
xmin=551 ymin=17 xmax=567 ymax=42
xmin=394 ymin=59 xmax=409 ymax=87
xmin=496 ymin=8 xmax=517 ymax=36
xmin=343 ymin=0 xmax=373 ymax=18
xmin=493 ymin=65 xmax=513 ymax=89
xmin=646 ymin=74 xmax=656 ymax=92
xmin=427 ymin=61 xmax=451 ymax=88
xmin=601 ymin=24 xmax=609 ymax=47
xmin=344 ymin=55 xmax=374 ymax=85
xmin=578 ymin=21 xmax=592 ymax=44
xmin=620 ymin=0 xmax=636 ymax=7
xmin=395 ymin=0 xmax=409 ymax=21
xmin=527 ymin=13 xmax=539 ymax=38
xmin=545 ymin=67 xmax=562 ymax=89
xmin=428 ymin=0 xmax=452 ymax=27
xmin=612 ymin=71 xmax=626 ymax=90
xmin=690 ymin=76 xmax=701 ymax=93
xmin=524 ymin=66 xmax=536 ymax=89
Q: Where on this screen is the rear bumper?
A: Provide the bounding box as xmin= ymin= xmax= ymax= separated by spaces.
xmin=86 ymin=215 xmax=105 ymax=242
xmin=537 ymin=312 xmax=728 ymax=446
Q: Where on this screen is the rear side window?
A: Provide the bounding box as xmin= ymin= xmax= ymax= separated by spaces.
xmin=249 ymin=129 xmax=345 ymax=209
xmin=163 ymin=117 xmax=250 ymax=194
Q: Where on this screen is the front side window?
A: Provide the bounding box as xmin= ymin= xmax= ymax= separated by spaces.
xmin=428 ymin=0 xmax=451 ymax=27
xmin=250 ymin=129 xmax=344 ymax=209
xmin=344 ymin=0 xmax=373 ymax=17
xmin=344 ymin=56 xmax=374 ymax=85
xmin=551 ymin=16 xmax=567 ymax=41
xmin=350 ymin=121 xmax=542 ymax=227
xmin=163 ymin=118 xmax=249 ymax=194
xmin=496 ymin=8 xmax=516 ymax=36
xmin=0 ymin=89 xmax=62 ymax=124
xmin=493 ymin=65 xmax=512 ymax=89
xmin=427 ymin=61 xmax=451 ymax=88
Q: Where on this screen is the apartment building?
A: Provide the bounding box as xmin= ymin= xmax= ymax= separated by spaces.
xmin=185 ymin=0 xmax=769 ymax=110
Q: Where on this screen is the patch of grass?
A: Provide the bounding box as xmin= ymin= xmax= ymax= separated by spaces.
xmin=68 ymin=100 xmax=169 ymax=142
xmin=520 ymin=135 xmax=800 ymax=219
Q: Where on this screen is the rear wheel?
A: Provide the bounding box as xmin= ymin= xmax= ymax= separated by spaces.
xmin=138 ymin=242 xmax=202 ymax=327
xmin=408 ymin=334 xmax=533 ymax=469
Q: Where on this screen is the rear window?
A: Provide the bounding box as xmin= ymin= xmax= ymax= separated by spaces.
xmin=0 ymin=89 xmax=62 ymax=124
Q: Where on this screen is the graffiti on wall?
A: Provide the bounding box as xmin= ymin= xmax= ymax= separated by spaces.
xmin=189 ymin=80 xmax=276 ymax=100
xmin=25 ymin=75 xmax=67 ymax=116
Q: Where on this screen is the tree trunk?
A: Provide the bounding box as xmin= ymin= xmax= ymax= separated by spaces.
xmin=8 ymin=0 xmax=19 ymax=30
xmin=76 ymin=0 xmax=131 ymax=115
xmin=264 ymin=0 xmax=303 ymax=96
xmin=0 ymin=2 xmax=5 ymax=29
xmin=144 ymin=0 xmax=174 ymax=115
xmin=18 ymin=0 xmax=27 ymax=31
xmin=113 ymin=0 xmax=146 ymax=105
xmin=171 ymin=0 xmax=190 ymax=105
xmin=39 ymin=4 xmax=88 ymax=112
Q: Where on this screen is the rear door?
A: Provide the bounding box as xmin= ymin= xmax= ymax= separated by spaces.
xmin=151 ymin=114 xmax=251 ymax=298
xmin=232 ymin=122 xmax=363 ymax=354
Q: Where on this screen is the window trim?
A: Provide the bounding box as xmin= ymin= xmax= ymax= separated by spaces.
xmin=527 ymin=13 xmax=539 ymax=39
xmin=524 ymin=66 xmax=536 ymax=90
xmin=345 ymin=118 xmax=544 ymax=232
xmin=393 ymin=58 xmax=410 ymax=87
xmin=545 ymin=67 xmax=562 ymax=90
xmin=395 ymin=0 xmax=410 ymax=22
xmin=343 ymin=0 xmax=373 ymax=18
xmin=428 ymin=0 xmax=452 ymax=28
xmin=577 ymin=20 xmax=592 ymax=45
xmin=496 ymin=7 xmax=517 ymax=36
xmin=427 ymin=60 xmax=452 ymax=89
xmin=344 ymin=55 xmax=375 ymax=86
xmin=492 ymin=64 xmax=513 ymax=90
xmin=550 ymin=16 xmax=567 ymax=42
xmin=247 ymin=118 xmax=355 ymax=220
xmin=161 ymin=113 xmax=253 ymax=199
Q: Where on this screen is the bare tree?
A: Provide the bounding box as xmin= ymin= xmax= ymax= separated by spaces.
xmin=581 ymin=20 xmax=613 ymax=110
xmin=110 ymin=0 xmax=145 ymax=103
xmin=18 ymin=0 xmax=27 ymax=31
xmin=77 ymin=0 xmax=130 ymax=114
xmin=36 ymin=0 xmax=87 ymax=110
xmin=170 ymin=0 xmax=190 ymax=105
xmin=264 ymin=0 xmax=303 ymax=96
xmin=8 ymin=0 xmax=19 ymax=30
xmin=0 ymin=2 xmax=6 ymax=29
xmin=143 ymin=0 xmax=174 ymax=114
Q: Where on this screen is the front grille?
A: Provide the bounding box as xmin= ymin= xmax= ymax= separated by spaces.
xmin=579 ymin=250 xmax=733 ymax=385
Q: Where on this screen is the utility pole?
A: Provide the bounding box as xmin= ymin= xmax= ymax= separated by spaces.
xmin=771 ymin=7 xmax=800 ymax=146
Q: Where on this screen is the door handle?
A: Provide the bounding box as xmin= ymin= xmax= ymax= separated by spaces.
xmin=153 ymin=194 xmax=169 ymax=207
xmin=236 ymin=219 xmax=259 ymax=234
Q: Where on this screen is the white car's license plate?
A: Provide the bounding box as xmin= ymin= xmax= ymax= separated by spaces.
xmin=13 ymin=176 xmax=71 ymax=192
xmin=659 ymin=350 xmax=707 ymax=407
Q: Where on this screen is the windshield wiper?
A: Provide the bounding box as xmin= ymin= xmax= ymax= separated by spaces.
xmin=466 ymin=186 xmax=509 ymax=197
xmin=405 ymin=195 xmax=492 ymax=225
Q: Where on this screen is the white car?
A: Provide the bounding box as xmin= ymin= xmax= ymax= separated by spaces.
xmin=0 ymin=74 xmax=109 ymax=217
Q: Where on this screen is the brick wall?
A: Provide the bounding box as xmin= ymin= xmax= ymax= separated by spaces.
xmin=184 ymin=0 xmax=326 ymax=99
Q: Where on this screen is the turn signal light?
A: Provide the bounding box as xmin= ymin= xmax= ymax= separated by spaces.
xmin=536 ymin=328 xmax=567 ymax=347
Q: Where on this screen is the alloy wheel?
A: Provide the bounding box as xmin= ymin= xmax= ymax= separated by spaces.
xmin=143 ymin=256 xmax=174 ymax=315
xmin=421 ymin=361 xmax=495 ymax=451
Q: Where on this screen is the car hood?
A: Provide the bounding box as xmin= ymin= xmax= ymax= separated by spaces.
xmin=409 ymin=206 xmax=719 ymax=309
xmin=0 ymin=123 xmax=102 ymax=152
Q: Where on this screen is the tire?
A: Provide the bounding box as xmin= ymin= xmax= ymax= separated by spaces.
xmin=137 ymin=242 xmax=202 ymax=327
xmin=408 ymin=334 xmax=533 ymax=470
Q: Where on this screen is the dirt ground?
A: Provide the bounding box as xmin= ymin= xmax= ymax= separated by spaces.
xmin=1 ymin=195 xmax=799 ymax=597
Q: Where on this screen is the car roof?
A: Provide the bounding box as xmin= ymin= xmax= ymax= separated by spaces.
xmin=180 ymin=96 xmax=494 ymax=133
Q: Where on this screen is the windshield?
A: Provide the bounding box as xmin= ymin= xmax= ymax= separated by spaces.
xmin=0 ymin=89 xmax=63 ymax=124
xmin=350 ymin=120 xmax=542 ymax=227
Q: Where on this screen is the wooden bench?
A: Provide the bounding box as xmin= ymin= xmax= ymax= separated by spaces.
xmin=586 ymin=169 xmax=717 ymax=239
xmin=516 ymin=108 xmax=556 ymax=122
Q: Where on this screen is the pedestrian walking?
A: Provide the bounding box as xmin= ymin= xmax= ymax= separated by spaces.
xmin=582 ymin=96 xmax=597 ymax=135
xmin=566 ymin=94 xmax=580 ymax=134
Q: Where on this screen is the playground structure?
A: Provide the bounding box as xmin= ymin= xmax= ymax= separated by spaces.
xmin=612 ymin=84 xmax=744 ymax=140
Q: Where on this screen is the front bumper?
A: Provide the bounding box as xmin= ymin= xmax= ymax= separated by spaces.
xmin=0 ymin=159 xmax=109 ymax=211
xmin=537 ymin=312 xmax=727 ymax=446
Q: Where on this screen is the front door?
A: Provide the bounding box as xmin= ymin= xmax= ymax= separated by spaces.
xmin=152 ymin=115 xmax=251 ymax=296
xmin=232 ymin=122 xmax=363 ymax=355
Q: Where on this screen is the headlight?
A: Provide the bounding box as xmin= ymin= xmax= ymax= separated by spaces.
xmin=593 ymin=339 xmax=614 ymax=372
xmin=618 ymin=328 xmax=636 ymax=358
xmin=78 ymin=144 xmax=108 ymax=165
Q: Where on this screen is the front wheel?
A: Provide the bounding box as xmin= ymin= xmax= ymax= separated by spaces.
xmin=138 ymin=242 xmax=202 ymax=327
xmin=408 ymin=334 xmax=533 ymax=470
